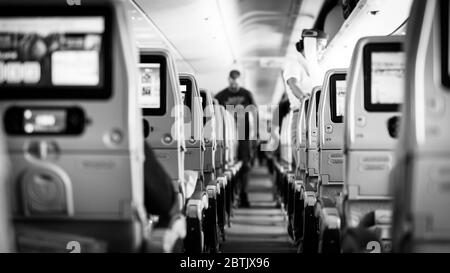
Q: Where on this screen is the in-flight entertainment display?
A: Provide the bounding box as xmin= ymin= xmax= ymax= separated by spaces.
xmin=371 ymin=52 xmax=405 ymax=105
xmin=335 ymin=80 xmax=347 ymax=117
xmin=0 ymin=13 xmax=111 ymax=99
xmin=139 ymin=63 xmax=161 ymax=109
xmin=364 ymin=43 xmax=404 ymax=112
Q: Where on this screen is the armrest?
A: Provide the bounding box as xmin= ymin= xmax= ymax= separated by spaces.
xmin=320 ymin=207 xmax=341 ymax=230
xmin=223 ymin=170 xmax=233 ymax=181
xmin=207 ymin=184 xmax=219 ymax=199
xmin=147 ymin=215 xmax=186 ymax=253
xmin=304 ymin=190 xmax=317 ymax=207
xmin=217 ymin=176 xmax=227 ymax=188
xmin=186 ymin=194 xmax=209 ymax=219
xmin=374 ymin=210 xmax=392 ymax=225
xmin=362 ymin=210 xmax=392 ymax=242
xmin=294 ymin=179 xmax=304 ymax=193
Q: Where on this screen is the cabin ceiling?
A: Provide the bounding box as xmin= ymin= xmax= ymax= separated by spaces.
xmin=131 ymin=0 xmax=307 ymax=105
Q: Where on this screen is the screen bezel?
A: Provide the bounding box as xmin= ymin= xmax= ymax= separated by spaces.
xmin=200 ymin=91 xmax=207 ymax=110
xmin=0 ymin=5 xmax=113 ymax=100
xmin=329 ymin=73 xmax=346 ymax=123
xmin=441 ymin=0 xmax=450 ymax=88
xmin=363 ymin=42 xmax=404 ymax=112
xmin=200 ymin=91 xmax=207 ymax=125
xmin=179 ymin=78 xmax=192 ymax=111
xmin=139 ymin=54 xmax=167 ymax=116
xmin=315 ymin=90 xmax=321 ymax=127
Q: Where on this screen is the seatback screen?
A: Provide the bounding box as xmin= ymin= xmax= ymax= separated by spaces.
xmin=335 ymin=80 xmax=347 ymax=117
xmin=139 ymin=54 xmax=166 ymax=116
xmin=364 ymin=43 xmax=404 ymax=112
xmin=0 ymin=7 xmax=112 ymax=99
xmin=180 ymin=85 xmax=187 ymax=105
xmin=179 ymin=78 xmax=192 ymax=110
xmin=139 ymin=64 xmax=161 ymax=109
xmin=200 ymin=91 xmax=207 ymax=125
xmin=371 ymin=52 xmax=405 ymax=104
xmin=330 ymin=73 xmax=346 ymax=123
xmin=315 ymin=90 xmax=321 ymax=127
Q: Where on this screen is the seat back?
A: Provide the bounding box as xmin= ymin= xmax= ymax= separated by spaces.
xmin=280 ymin=111 xmax=294 ymax=170
xmin=224 ymin=109 xmax=237 ymax=166
xmin=140 ymin=49 xmax=184 ymax=185
xmin=200 ymin=90 xmax=216 ymax=173
xmin=318 ymin=69 xmax=347 ymax=185
xmin=306 ymin=87 xmax=322 ymax=177
xmin=298 ymin=97 xmax=310 ymax=176
xmin=291 ymin=108 xmax=300 ymax=167
xmin=0 ymin=0 xmax=145 ymax=252
xmin=393 ymin=0 xmax=450 ymax=252
xmin=179 ymin=74 xmax=204 ymax=174
xmin=220 ymin=106 xmax=232 ymax=167
xmin=344 ymin=36 xmax=404 ymax=205
xmin=212 ymin=100 xmax=224 ymax=172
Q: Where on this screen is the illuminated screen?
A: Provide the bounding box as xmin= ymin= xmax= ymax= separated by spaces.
xmin=179 ymin=78 xmax=192 ymax=110
xmin=330 ymin=73 xmax=346 ymax=123
xmin=139 ymin=64 xmax=161 ymax=109
xmin=180 ymin=84 xmax=187 ymax=105
xmin=23 ymin=109 xmax=66 ymax=133
xmin=0 ymin=17 xmax=105 ymax=88
xmin=371 ymin=52 xmax=405 ymax=105
xmin=335 ymin=80 xmax=347 ymax=117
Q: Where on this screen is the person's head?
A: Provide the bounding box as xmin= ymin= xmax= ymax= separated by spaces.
xmin=228 ymin=69 xmax=241 ymax=91
xmin=300 ymin=29 xmax=328 ymax=59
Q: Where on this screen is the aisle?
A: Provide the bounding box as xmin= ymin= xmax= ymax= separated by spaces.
xmin=221 ymin=164 xmax=297 ymax=253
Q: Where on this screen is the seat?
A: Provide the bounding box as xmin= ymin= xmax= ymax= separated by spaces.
xmin=278 ymin=111 xmax=296 ymax=239
xmin=0 ymin=0 xmax=147 ymax=252
xmin=202 ymin=91 xmax=229 ymax=245
xmin=214 ymin=103 xmax=235 ymax=227
xmin=211 ymin=99 xmax=231 ymax=233
xmin=314 ymin=69 xmax=347 ymax=253
xmin=279 ymin=113 xmax=292 ymax=209
xmin=392 ymin=0 xmax=450 ymax=253
xmin=291 ymin=98 xmax=310 ymax=245
xmin=341 ymin=36 xmax=405 ymax=253
xmin=222 ymin=108 xmax=242 ymax=211
xmin=197 ymin=88 xmax=221 ymax=252
xmin=306 ymin=88 xmax=323 ymax=181
xmin=140 ymin=49 xmax=205 ymax=253
xmin=178 ymin=74 xmax=212 ymax=252
xmin=296 ymin=88 xmax=326 ymax=252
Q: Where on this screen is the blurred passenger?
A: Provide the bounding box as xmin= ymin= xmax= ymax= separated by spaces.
xmin=215 ymin=70 xmax=256 ymax=208
xmin=144 ymin=143 xmax=178 ymax=227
